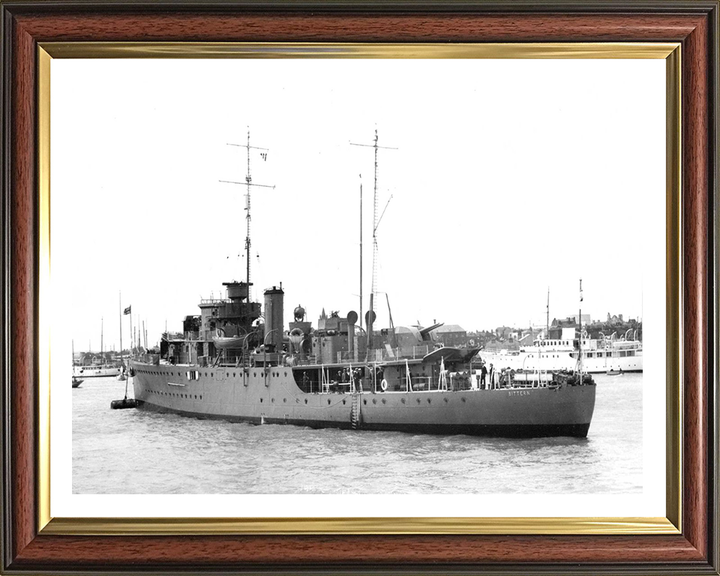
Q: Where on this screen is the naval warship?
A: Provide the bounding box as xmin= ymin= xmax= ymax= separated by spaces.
xmin=129 ymin=131 xmax=595 ymax=437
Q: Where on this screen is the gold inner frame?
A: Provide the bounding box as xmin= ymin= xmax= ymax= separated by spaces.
xmin=36 ymin=42 xmax=682 ymax=536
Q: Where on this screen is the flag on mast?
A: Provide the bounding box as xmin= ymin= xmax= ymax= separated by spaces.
xmin=123 ymin=306 xmax=132 ymax=315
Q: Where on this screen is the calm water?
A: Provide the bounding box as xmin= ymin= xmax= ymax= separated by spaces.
xmin=73 ymin=374 xmax=642 ymax=494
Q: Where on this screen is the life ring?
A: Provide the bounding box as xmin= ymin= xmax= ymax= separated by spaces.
xmin=468 ymin=339 xmax=475 ymax=346
xmin=380 ymin=379 xmax=388 ymax=392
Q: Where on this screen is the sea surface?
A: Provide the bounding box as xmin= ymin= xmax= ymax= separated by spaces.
xmin=73 ymin=374 xmax=642 ymax=494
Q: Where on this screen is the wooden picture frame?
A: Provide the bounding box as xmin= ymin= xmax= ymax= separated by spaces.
xmin=1 ymin=1 xmax=717 ymax=573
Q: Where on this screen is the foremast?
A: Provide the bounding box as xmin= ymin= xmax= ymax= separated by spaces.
xmin=221 ymin=128 xmax=275 ymax=299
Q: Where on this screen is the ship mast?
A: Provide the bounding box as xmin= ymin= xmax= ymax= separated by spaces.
xmin=350 ymin=129 xmax=396 ymax=353
xmin=221 ymin=128 xmax=275 ymax=298
xmin=546 ymin=287 xmax=550 ymax=338
xmin=359 ymin=176 xmax=363 ymax=331
xmin=118 ymin=292 xmax=123 ymax=367
xmin=577 ymin=278 xmax=584 ymax=374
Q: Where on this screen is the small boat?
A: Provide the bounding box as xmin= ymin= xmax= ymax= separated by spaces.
xmin=72 ymin=376 xmax=83 ymax=388
xmin=212 ymin=334 xmax=250 ymax=350
xmin=606 ymin=369 xmax=624 ymax=376
xmin=73 ymin=364 xmax=122 ymax=378
xmin=74 ymin=318 xmax=124 ymax=378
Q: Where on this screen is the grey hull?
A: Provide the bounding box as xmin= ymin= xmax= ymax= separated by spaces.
xmin=132 ymin=362 xmax=596 ymax=438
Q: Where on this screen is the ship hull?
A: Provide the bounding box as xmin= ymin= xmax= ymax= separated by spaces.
xmin=131 ymin=362 xmax=595 ymax=438
xmin=133 ymin=400 xmax=589 ymax=437
xmin=481 ymin=350 xmax=642 ymax=374
xmin=73 ymin=365 xmax=122 ymax=378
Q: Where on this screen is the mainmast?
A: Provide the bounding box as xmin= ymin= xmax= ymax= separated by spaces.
xmin=221 ymin=128 xmax=275 ymax=298
xmin=350 ymin=129 xmax=396 ymax=353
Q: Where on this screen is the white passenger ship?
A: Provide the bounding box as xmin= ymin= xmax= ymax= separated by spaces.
xmin=481 ymin=327 xmax=643 ymax=374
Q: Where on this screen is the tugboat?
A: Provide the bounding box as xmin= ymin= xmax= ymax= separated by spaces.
xmin=129 ymin=131 xmax=596 ymax=437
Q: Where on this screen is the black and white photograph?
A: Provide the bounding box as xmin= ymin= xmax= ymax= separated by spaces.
xmin=49 ymin=56 xmax=666 ymax=518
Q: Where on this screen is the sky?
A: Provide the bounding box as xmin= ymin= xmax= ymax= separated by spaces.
xmin=51 ymin=58 xmax=665 ymax=352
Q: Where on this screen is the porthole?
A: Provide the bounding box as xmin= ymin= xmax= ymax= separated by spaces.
xmin=260 ymin=398 xmax=264 ymax=403
xmin=327 ymin=399 xmax=331 ymax=405
xmin=462 ymin=397 xmax=467 ymax=403
xmin=417 ymin=398 xmax=421 ymax=404
xmin=271 ymin=398 xmax=275 ymax=403
xmin=304 ymin=399 xmax=308 ymax=404
xmin=427 ymin=398 xmax=431 ymax=404
xmin=382 ymin=399 xmax=386 ymax=404
xmin=284 ymin=371 xmax=288 ymax=376
xmin=342 ymin=400 xmax=346 ymax=405
xmin=401 ymin=398 xmax=406 ymax=404
xmin=283 ymin=398 xmax=287 ymax=403
xmin=444 ymin=398 xmax=449 ymax=403
xmin=372 ymin=399 xmax=377 ymax=404
xmin=363 ymin=400 xmax=367 ymax=405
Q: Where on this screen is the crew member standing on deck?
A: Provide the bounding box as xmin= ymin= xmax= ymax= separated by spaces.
xmin=480 ymin=363 xmax=488 ymax=389
xmin=489 ymin=363 xmax=495 ymax=389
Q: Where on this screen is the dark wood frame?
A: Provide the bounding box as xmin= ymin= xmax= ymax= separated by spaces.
xmin=1 ymin=1 xmax=717 ymax=573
